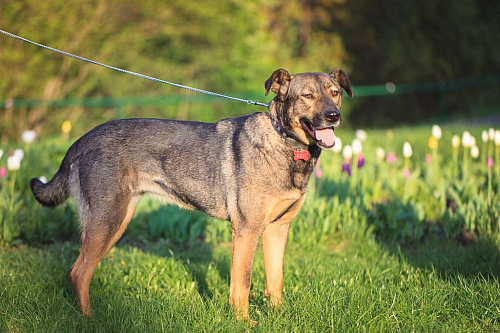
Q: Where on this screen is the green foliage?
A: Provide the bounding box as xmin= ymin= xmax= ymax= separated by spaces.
xmin=1 ymin=0 xmax=350 ymax=140
xmin=1 ymin=124 xmax=499 ymax=248
xmin=0 ymin=172 xmax=23 ymax=247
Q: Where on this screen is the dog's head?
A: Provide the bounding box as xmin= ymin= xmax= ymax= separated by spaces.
xmin=265 ymin=68 xmax=353 ymax=150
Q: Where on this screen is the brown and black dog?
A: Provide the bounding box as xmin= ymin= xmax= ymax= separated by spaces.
xmin=30 ymin=68 xmax=352 ymax=321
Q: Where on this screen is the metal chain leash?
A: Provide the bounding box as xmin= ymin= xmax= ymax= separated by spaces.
xmin=0 ymin=30 xmax=269 ymax=108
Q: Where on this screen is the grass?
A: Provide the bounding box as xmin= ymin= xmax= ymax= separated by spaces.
xmin=1 ymin=122 xmax=500 ymax=331
xmin=1 ymin=235 xmax=499 ymax=332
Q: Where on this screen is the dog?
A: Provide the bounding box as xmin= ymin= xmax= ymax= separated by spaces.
xmin=30 ymin=68 xmax=352 ymax=321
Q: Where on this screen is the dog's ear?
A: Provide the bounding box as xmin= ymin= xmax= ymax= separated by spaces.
xmin=330 ymin=68 xmax=353 ymax=98
xmin=265 ymin=69 xmax=291 ymax=100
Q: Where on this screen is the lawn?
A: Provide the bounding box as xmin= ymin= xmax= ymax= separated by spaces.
xmin=0 ymin=122 xmax=499 ymax=331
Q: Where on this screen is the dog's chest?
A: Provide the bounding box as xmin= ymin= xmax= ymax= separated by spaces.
xmin=287 ymin=156 xmax=317 ymax=191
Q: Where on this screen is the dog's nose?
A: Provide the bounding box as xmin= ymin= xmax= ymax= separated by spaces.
xmin=325 ymin=109 xmax=341 ymax=123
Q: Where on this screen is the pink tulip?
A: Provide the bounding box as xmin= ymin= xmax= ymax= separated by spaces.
xmin=403 ymin=167 xmax=410 ymax=178
xmin=315 ymin=166 xmax=323 ymax=178
xmin=488 ymin=156 xmax=493 ymax=169
xmin=425 ymin=154 xmax=432 ymax=164
xmin=387 ymin=152 xmax=397 ymax=164
xmin=0 ymin=166 xmax=6 ymax=178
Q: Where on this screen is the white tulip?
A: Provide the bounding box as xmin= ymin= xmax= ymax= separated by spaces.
xmin=403 ymin=142 xmax=413 ymax=158
xmin=481 ymin=130 xmax=489 ymax=143
xmin=343 ymin=145 xmax=353 ymax=159
xmin=451 ymin=135 xmax=460 ymax=148
xmin=352 ymin=139 xmax=362 ymax=154
xmin=22 ymin=130 xmax=37 ymax=144
xmin=431 ymin=125 xmax=442 ymax=139
xmin=7 ymin=155 xmax=20 ymax=171
xmin=39 ymin=176 xmax=48 ymax=184
xmin=376 ymin=147 xmax=385 ymax=161
xmin=355 ymin=129 xmax=367 ymax=142
xmin=0 ymin=149 xmax=3 ymax=160
xmin=332 ymin=137 xmax=342 ymax=153
xmin=470 ymin=136 xmax=476 ymax=147
xmin=462 ymin=131 xmax=474 ymax=148
xmin=14 ymin=149 xmax=24 ymax=161
xmin=489 ymin=128 xmax=495 ymax=141
xmin=471 ymin=146 xmax=479 ymax=159
xmin=495 ymin=130 xmax=500 ymax=146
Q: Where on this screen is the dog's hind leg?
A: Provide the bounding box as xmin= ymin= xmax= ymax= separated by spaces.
xmin=69 ymin=195 xmax=139 ymax=317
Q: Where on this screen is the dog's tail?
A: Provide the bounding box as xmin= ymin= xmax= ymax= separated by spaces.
xmin=30 ymin=144 xmax=76 ymax=207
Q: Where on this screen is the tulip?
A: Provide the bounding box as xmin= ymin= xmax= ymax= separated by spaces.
xmin=428 ymin=136 xmax=438 ymax=150
xmin=451 ymin=135 xmax=460 ymax=148
xmin=425 ymin=154 xmax=432 ymax=164
xmin=375 ymin=147 xmax=385 ymax=162
xmin=402 ymin=142 xmax=412 ymax=182
xmin=403 ymin=142 xmax=413 ymax=158
xmin=315 ymin=166 xmax=323 ymax=178
xmin=481 ymin=130 xmax=489 ymax=143
xmin=495 ymin=130 xmax=500 ymax=175
xmin=62 ymin=120 xmax=72 ymax=134
xmin=462 ymin=131 xmax=474 ymax=148
xmin=487 ymin=156 xmax=494 ymax=202
xmin=403 ymin=167 xmax=410 ymax=178
xmin=431 ymin=125 xmax=442 ymax=139
xmin=355 ymin=129 xmax=367 ymax=142
xmin=343 ymin=145 xmax=353 ymax=160
xmin=471 ymin=146 xmax=479 ymax=159
xmin=0 ymin=149 xmax=3 ymax=160
xmin=22 ymin=130 xmax=37 ymax=144
xmin=7 ymin=155 xmax=20 ymax=171
xmin=489 ymin=128 xmax=495 ymax=141
xmin=0 ymin=166 xmax=6 ymax=178
xmin=352 ymin=139 xmax=362 ymax=155
xmin=332 ymin=137 xmax=342 ymax=153
xmin=14 ymin=149 xmax=24 ymax=161
xmin=39 ymin=176 xmax=48 ymax=184
xmin=357 ymin=153 xmax=365 ymax=168
xmin=386 ymin=152 xmax=397 ymax=164
xmin=341 ymin=163 xmax=352 ymax=176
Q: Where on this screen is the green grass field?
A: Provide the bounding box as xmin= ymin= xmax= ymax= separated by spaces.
xmin=1 ymin=123 xmax=499 ymax=331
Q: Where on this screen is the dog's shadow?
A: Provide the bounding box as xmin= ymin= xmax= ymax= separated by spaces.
xmin=118 ymin=207 xmax=232 ymax=301
xmin=316 ymin=177 xmax=500 ymax=280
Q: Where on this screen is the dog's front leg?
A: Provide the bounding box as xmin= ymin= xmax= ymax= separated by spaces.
xmin=262 ymin=219 xmax=291 ymax=307
xmin=262 ymin=194 xmax=306 ymax=307
xmin=229 ymin=225 xmax=260 ymax=321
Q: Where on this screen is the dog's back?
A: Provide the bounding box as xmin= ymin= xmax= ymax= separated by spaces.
xmin=31 ymin=115 xmax=261 ymax=221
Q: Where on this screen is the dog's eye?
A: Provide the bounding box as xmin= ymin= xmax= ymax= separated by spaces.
xmin=302 ymin=93 xmax=314 ymax=99
xmin=332 ymin=90 xmax=339 ymax=97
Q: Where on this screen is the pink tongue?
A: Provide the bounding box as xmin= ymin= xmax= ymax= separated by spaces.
xmin=314 ymin=128 xmax=336 ymax=147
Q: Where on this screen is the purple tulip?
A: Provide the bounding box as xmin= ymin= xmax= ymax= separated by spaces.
xmin=357 ymin=153 xmax=365 ymax=168
xmin=342 ymin=163 xmax=352 ymax=176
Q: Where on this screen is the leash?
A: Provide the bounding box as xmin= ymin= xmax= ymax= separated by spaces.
xmin=0 ymin=29 xmax=269 ymax=108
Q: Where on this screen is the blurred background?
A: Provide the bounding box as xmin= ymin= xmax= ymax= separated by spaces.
xmin=1 ymin=0 xmax=500 ymax=142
